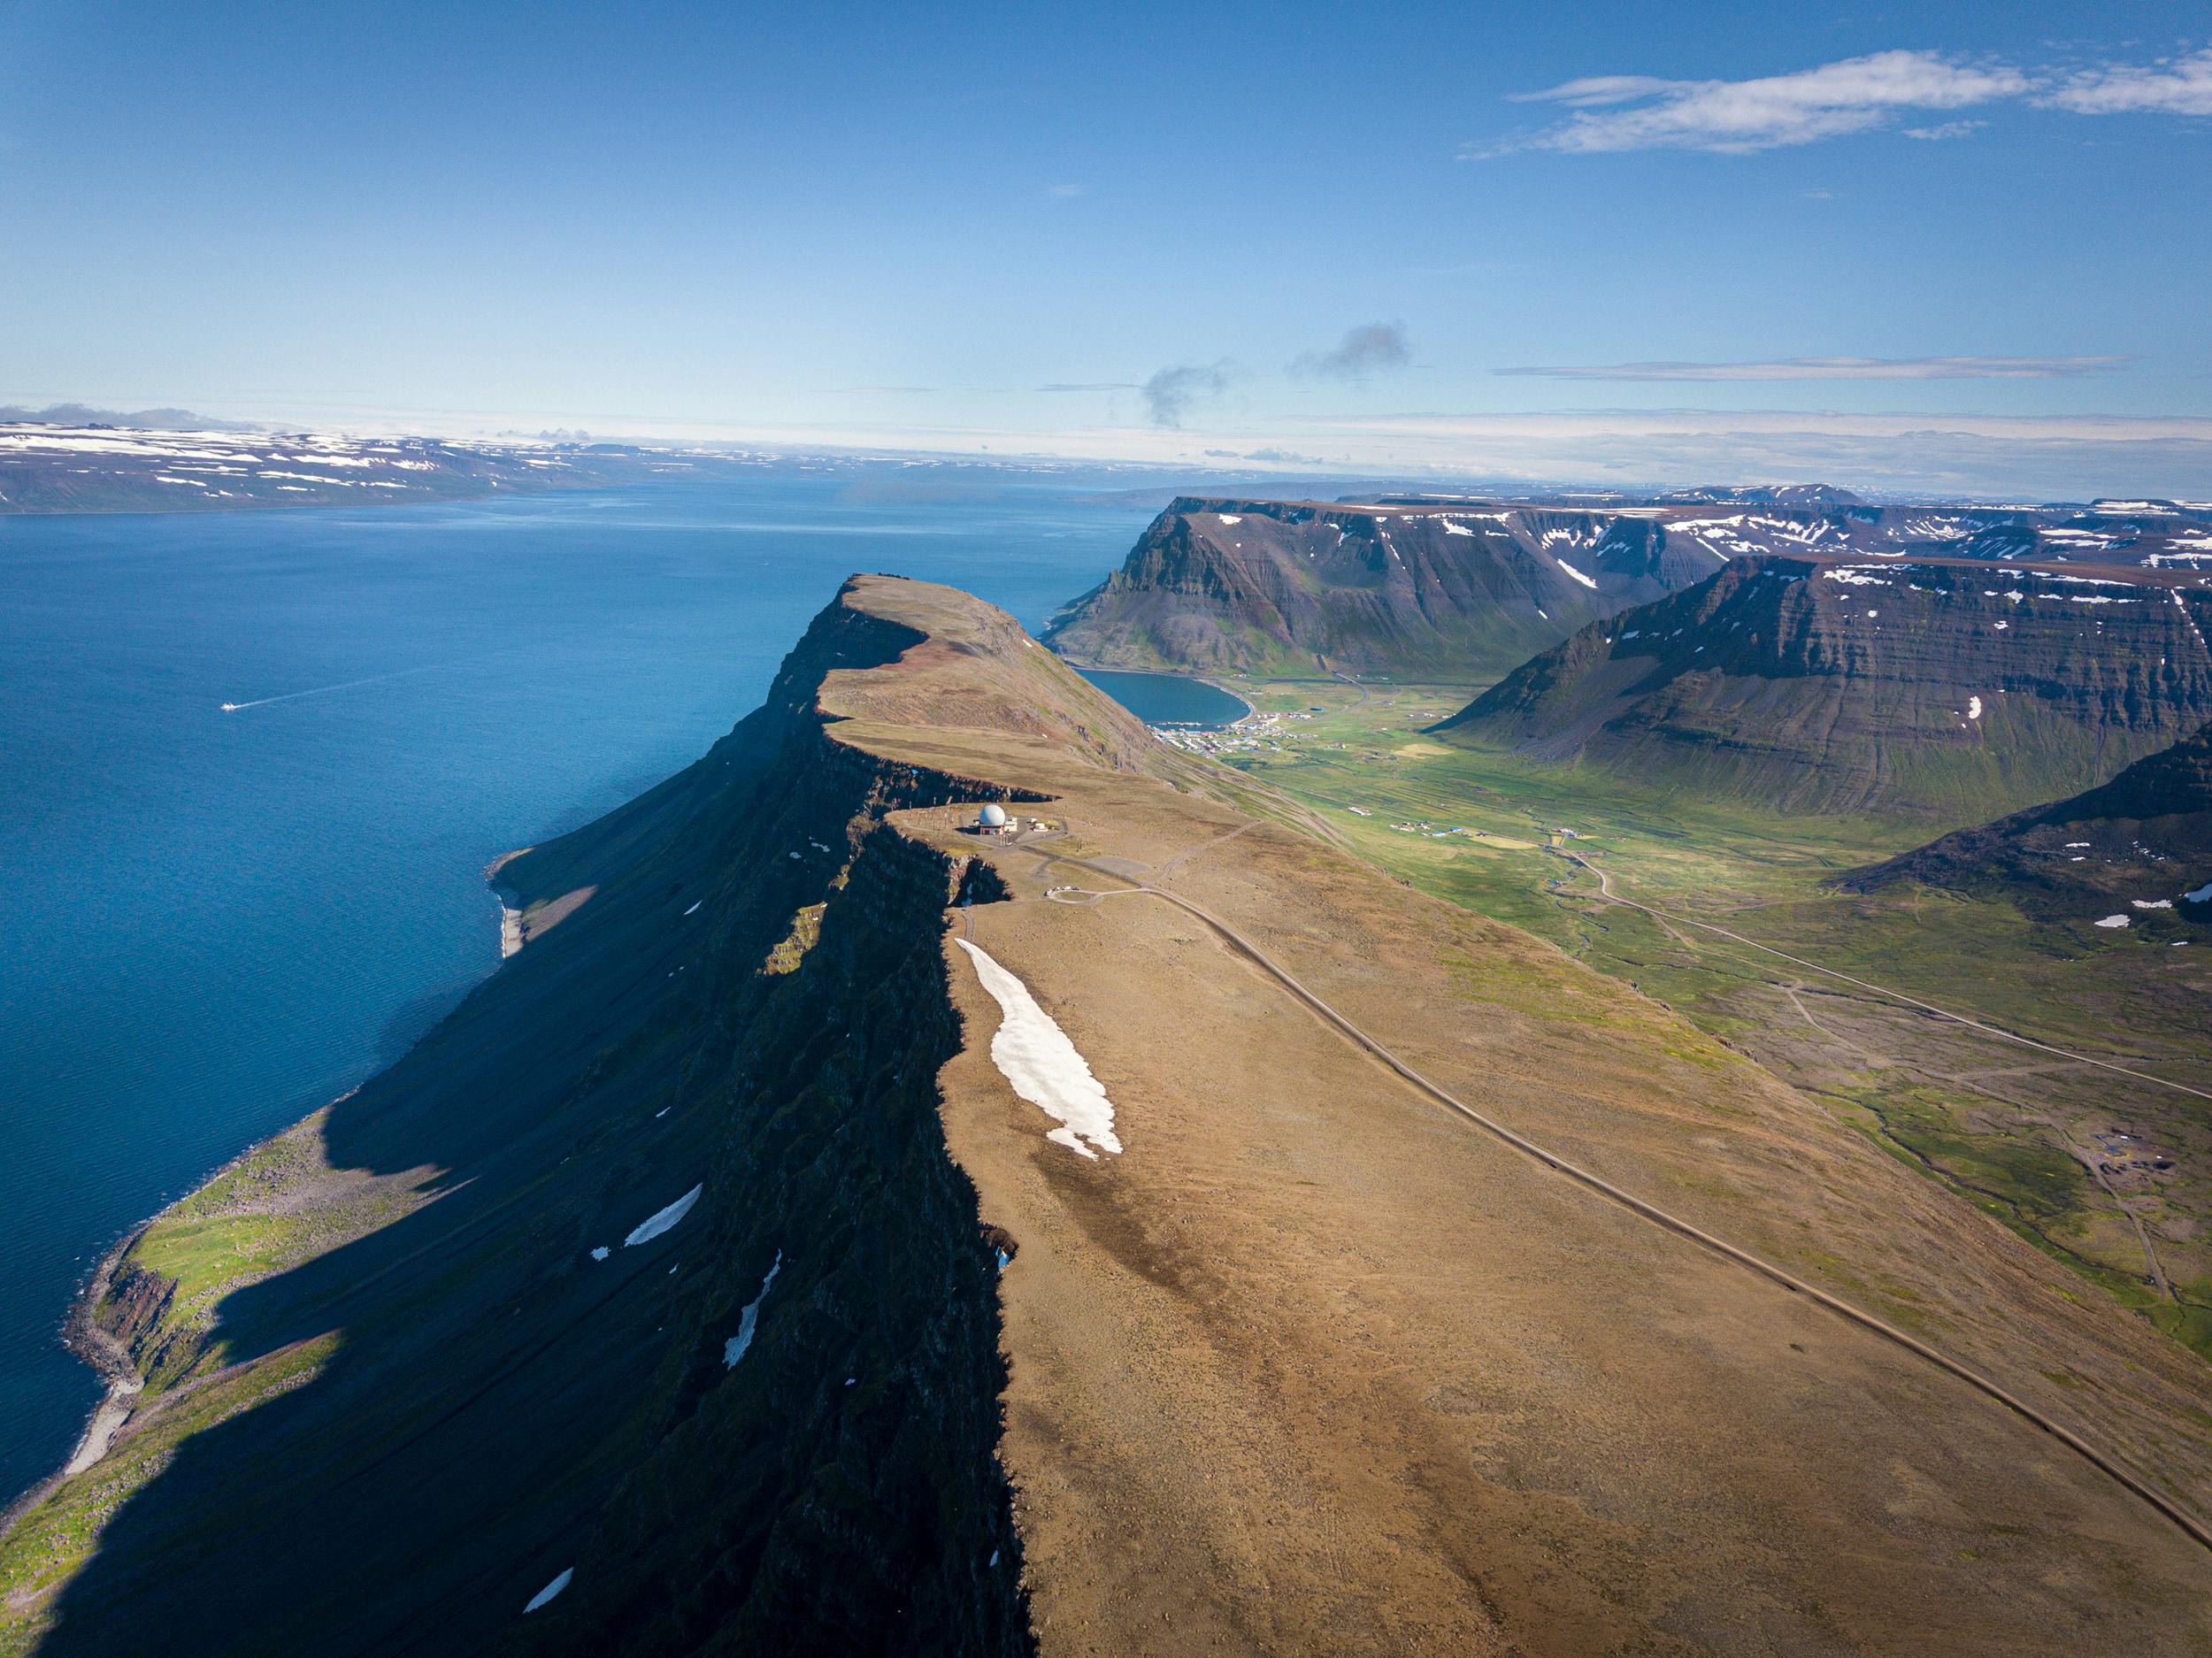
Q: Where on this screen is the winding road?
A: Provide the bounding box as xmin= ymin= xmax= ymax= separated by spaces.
xmin=999 ymin=826 xmax=2212 ymax=1556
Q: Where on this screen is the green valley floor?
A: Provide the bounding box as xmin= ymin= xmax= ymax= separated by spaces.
xmin=1200 ymin=678 xmax=2212 ymax=1360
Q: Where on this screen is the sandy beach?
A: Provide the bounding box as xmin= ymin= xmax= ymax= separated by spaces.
xmin=62 ymin=1377 xmax=141 ymax=1477
xmin=487 ymin=848 xmax=534 ymax=960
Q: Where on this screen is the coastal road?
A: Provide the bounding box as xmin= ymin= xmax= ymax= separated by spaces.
xmin=1013 ymin=832 xmax=2212 ymax=1557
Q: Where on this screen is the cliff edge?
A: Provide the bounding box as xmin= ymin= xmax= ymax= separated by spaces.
xmin=6 ymin=574 xmax=2211 ymax=1656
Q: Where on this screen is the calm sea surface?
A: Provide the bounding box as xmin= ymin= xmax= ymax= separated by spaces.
xmin=1074 ymin=668 xmax=1248 ymax=727
xmin=0 ymin=471 xmax=1158 ymax=1498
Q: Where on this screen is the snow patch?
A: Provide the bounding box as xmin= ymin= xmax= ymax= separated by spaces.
xmin=624 ymin=1185 xmax=703 ymax=1247
xmin=1967 ymin=695 xmax=1983 ymax=720
xmin=525 ymin=1569 xmax=573 ymax=1613
xmin=683 ymin=900 xmax=703 ymax=916
xmin=589 ymin=1246 xmax=610 ymax=1262
xmin=724 ymin=1251 xmax=783 ymax=1367
xmin=1216 ymin=514 xmax=1242 ymax=526
xmin=955 ymin=939 xmax=1122 ymax=1158
xmin=2094 ymin=915 xmax=2131 ymax=929
xmin=1554 ymin=557 xmax=1597 ymax=590
xmin=2133 ymin=899 xmax=2173 ymax=910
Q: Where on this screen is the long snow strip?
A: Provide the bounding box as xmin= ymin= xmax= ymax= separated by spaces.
xmin=725 ymin=1251 xmax=784 ymax=1368
xmin=624 ymin=1184 xmax=703 ymax=1247
xmin=956 ymin=938 xmax=1123 ymax=1158
xmin=525 ymin=1569 xmax=573 ymax=1613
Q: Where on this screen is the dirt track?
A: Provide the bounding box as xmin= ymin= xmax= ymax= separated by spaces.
xmin=1036 ymin=844 xmax=2212 ymax=1556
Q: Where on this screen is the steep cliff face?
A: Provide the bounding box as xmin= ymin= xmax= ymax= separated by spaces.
xmin=1041 ymin=496 xmax=1712 ymax=680
xmin=1437 ymin=555 xmax=2212 ymax=819
xmin=14 ymin=574 xmax=2212 ymax=1658
xmin=1 ymin=579 xmax=1134 ymax=1658
xmin=1043 ymin=496 xmax=2212 ymax=685
xmin=1844 ymin=718 xmax=2212 ymax=921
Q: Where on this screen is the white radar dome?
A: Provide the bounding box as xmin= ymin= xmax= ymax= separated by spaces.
xmin=978 ymin=803 xmax=1009 ymax=828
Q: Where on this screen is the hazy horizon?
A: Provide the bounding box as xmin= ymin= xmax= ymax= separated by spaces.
xmin=5 ymin=2 xmax=2209 ymax=493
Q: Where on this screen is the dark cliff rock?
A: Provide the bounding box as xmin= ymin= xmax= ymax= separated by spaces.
xmin=1435 ymin=556 xmax=2212 ymax=820
xmin=1042 ymin=496 xmax=1710 ymax=681
xmin=1045 ymin=497 xmax=2212 ymax=686
xmin=88 ymin=1260 xmax=175 ymax=1356
xmin=18 ymin=579 xmax=1043 ymax=1658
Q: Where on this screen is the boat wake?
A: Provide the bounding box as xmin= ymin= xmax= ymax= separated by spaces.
xmin=219 ymin=661 xmax=456 ymax=712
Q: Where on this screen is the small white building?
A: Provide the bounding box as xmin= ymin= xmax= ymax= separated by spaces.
xmin=975 ymin=803 xmax=1012 ymax=835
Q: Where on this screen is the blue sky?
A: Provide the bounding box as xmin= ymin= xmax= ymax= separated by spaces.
xmin=4 ymin=1 xmax=2209 ymax=493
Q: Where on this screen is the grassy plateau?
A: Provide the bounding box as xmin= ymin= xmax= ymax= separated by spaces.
xmin=1204 ymin=676 xmax=2212 ymax=1361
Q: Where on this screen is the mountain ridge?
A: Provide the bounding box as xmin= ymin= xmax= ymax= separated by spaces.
xmin=6 ymin=573 xmax=2211 ymax=1655
xmin=1434 ymin=553 xmax=2212 ymax=819
xmin=1842 ymin=717 xmax=2212 ymax=922
xmin=1046 ymin=495 xmax=2212 ymax=687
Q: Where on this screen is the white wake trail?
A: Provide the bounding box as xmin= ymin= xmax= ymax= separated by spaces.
xmin=219 ymin=662 xmax=453 ymax=712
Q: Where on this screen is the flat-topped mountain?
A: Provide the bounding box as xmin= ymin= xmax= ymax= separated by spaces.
xmin=1044 ymin=495 xmax=2212 ymax=687
xmin=1435 ymin=554 xmax=2212 ymax=819
xmin=1844 ymin=718 xmax=2212 ymax=922
xmin=9 ymin=574 xmax=2212 ymax=1655
xmin=1041 ymin=495 xmax=1724 ymax=681
xmin=1655 ymin=482 xmax=1866 ymax=508
xmin=0 ymin=424 xmax=742 ymax=513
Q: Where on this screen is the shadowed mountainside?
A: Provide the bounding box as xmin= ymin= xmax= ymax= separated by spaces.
xmin=1044 ymin=496 xmax=2212 ymax=686
xmin=1435 ymin=553 xmax=2212 ymax=820
xmin=7 ymin=574 xmax=2212 ymax=1656
xmin=1843 ymin=717 xmax=2212 ymax=923
xmin=0 ymin=580 xmax=1166 ymax=1657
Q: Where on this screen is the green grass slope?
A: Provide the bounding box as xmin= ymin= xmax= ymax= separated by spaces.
xmin=1205 ymin=678 xmax=2212 ymax=1363
xmin=1845 ymin=718 xmax=2212 ymax=923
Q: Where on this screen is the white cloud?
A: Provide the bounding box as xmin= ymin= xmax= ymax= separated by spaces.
xmin=1479 ymin=50 xmax=2032 ymax=155
xmin=1272 ymin=410 xmax=2212 ymax=499
xmin=2048 ymin=48 xmax=2212 ymax=116
xmin=1475 ymin=46 xmax=2212 ymax=156
xmin=1497 ymin=355 xmax=2132 ymax=382
xmin=1902 ymin=119 xmax=1985 ymax=141
xmin=1048 ymin=182 xmax=1086 ymax=197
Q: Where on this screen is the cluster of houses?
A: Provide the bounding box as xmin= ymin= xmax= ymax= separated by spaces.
xmin=1148 ymin=708 xmax=1319 ymax=758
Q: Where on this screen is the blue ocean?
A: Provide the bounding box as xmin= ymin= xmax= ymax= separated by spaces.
xmin=0 ymin=470 xmax=1179 ymax=1499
